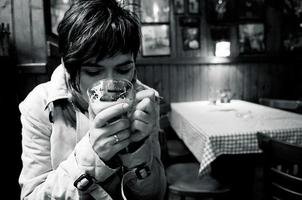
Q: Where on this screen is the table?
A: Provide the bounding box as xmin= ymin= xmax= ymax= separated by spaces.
xmin=168 ymin=100 xmax=302 ymax=175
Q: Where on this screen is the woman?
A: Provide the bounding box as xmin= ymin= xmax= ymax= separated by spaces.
xmin=18 ymin=0 xmax=166 ymax=199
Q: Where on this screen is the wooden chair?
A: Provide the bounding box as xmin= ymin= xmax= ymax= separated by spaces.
xmin=165 ymin=162 xmax=232 ymax=200
xmin=258 ymin=98 xmax=302 ymax=114
xmin=257 ymin=132 xmax=302 ymax=200
xmin=159 ymin=101 xmax=232 ymax=200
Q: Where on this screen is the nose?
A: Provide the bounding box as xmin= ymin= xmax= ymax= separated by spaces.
xmin=104 ymin=69 xmax=113 ymax=79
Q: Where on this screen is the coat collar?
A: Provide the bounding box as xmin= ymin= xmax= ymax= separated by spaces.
xmin=44 ymin=64 xmax=71 ymax=110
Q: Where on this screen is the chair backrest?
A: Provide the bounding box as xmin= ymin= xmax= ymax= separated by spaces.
xmin=258 ymin=98 xmax=302 ymax=113
xmin=257 ymin=132 xmax=302 ymax=200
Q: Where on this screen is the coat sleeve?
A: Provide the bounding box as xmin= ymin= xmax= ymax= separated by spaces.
xmin=118 ymin=90 xmax=167 ymax=200
xmin=18 ymin=84 xmax=115 ymax=200
xmin=120 ymin=133 xmax=167 ymax=200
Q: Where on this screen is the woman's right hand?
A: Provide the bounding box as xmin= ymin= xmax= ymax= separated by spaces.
xmin=88 ymin=103 xmax=131 ymax=161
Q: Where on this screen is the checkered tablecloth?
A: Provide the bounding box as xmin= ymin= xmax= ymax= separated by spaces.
xmin=169 ymin=100 xmax=302 ymax=175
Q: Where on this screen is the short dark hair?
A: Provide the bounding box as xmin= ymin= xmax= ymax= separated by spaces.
xmin=57 ymin=0 xmax=141 ymax=91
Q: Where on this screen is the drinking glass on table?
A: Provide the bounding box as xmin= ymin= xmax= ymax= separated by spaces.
xmin=209 ymin=88 xmax=219 ymax=105
xmin=87 ymin=78 xmax=135 ymax=153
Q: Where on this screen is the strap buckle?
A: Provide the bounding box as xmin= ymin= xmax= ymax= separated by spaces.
xmin=135 ymin=165 xmax=151 ymax=180
xmin=74 ymin=173 xmax=95 ymax=191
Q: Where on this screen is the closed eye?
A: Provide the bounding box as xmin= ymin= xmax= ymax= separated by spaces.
xmin=115 ymin=68 xmax=132 ymax=74
xmin=82 ymin=68 xmax=104 ymax=76
xmin=86 ymin=70 xmax=101 ymax=76
xmin=115 ymin=63 xmax=134 ymax=74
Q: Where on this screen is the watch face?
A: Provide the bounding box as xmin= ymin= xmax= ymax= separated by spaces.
xmin=74 ymin=174 xmax=94 ymax=191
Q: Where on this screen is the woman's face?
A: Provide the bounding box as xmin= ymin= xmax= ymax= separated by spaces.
xmin=79 ymin=52 xmax=135 ymax=101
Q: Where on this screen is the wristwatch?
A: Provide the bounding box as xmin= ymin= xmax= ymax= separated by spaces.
xmin=73 ymin=173 xmax=95 ymax=191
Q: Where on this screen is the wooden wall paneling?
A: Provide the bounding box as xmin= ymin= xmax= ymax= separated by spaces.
xmin=225 ymin=64 xmax=234 ymax=91
xmin=219 ymin=65 xmax=233 ymax=98
xmin=169 ymin=64 xmax=178 ymax=102
xmin=200 ymin=65 xmax=209 ymax=100
xmin=192 ymin=65 xmax=201 ymax=100
xmin=257 ymin=64 xmax=271 ymax=99
xmin=207 ymin=64 xmax=230 ymax=95
xmin=270 ymin=63 xmax=293 ymax=99
xmin=137 ymin=65 xmax=148 ymax=86
xmin=184 ymin=65 xmax=193 ymax=101
xmin=245 ymin=65 xmax=252 ymax=100
xmin=136 ymin=61 xmax=300 ymax=104
xmin=207 ymin=64 xmax=218 ymax=99
xmin=136 ymin=65 xmax=145 ymax=82
xmin=279 ymin=64 xmax=291 ymax=98
xmin=288 ymin=63 xmax=299 ymax=99
xmin=294 ymin=63 xmax=302 ymax=99
xmin=242 ymin=63 xmax=258 ymax=101
xmin=177 ymin=65 xmax=186 ymax=101
xmin=270 ymin=64 xmax=281 ymax=98
xmin=153 ymin=65 xmax=162 ymax=96
xmin=250 ymin=63 xmax=259 ymax=101
xmin=30 ymin=0 xmax=46 ymax=62
xmin=223 ymin=64 xmax=234 ymax=92
xmin=280 ymin=63 xmax=296 ymax=99
xmin=269 ymin=63 xmax=280 ymax=98
xmin=229 ymin=64 xmax=244 ymax=100
xmin=143 ymin=65 xmax=154 ymax=88
xmin=14 ymin=0 xmax=32 ymax=63
xmin=266 ymin=64 xmax=277 ymax=98
xmin=161 ymin=64 xmax=170 ymax=102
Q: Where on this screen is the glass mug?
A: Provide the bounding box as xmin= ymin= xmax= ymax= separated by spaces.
xmin=87 ymin=78 xmax=139 ymax=153
xmin=87 ymin=78 xmax=135 ymax=116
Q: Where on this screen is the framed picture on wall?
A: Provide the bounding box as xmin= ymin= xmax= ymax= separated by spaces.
xmin=188 ymin=0 xmax=200 ymax=14
xmin=179 ymin=17 xmax=201 ymax=50
xmin=182 ymin=27 xmax=200 ymax=50
xmin=174 ymin=0 xmax=185 ymax=14
xmin=236 ymin=0 xmax=265 ymax=20
xmin=141 ymin=24 xmax=171 ymax=56
xmin=140 ymin=0 xmax=170 ymax=23
xmin=238 ymin=23 xmax=265 ymax=54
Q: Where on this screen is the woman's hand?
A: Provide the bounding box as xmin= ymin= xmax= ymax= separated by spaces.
xmin=130 ymin=89 xmax=157 ymax=143
xmin=89 ymin=103 xmax=131 ymax=161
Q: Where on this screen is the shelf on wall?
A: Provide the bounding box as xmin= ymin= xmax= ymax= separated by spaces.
xmin=17 ymin=63 xmax=47 ymax=74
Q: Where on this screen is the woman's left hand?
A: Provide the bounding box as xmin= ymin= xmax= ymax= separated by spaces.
xmin=130 ymin=89 xmax=157 ymax=143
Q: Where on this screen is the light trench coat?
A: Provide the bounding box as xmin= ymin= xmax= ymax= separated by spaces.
xmin=18 ymin=65 xmax=166 ymax=200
